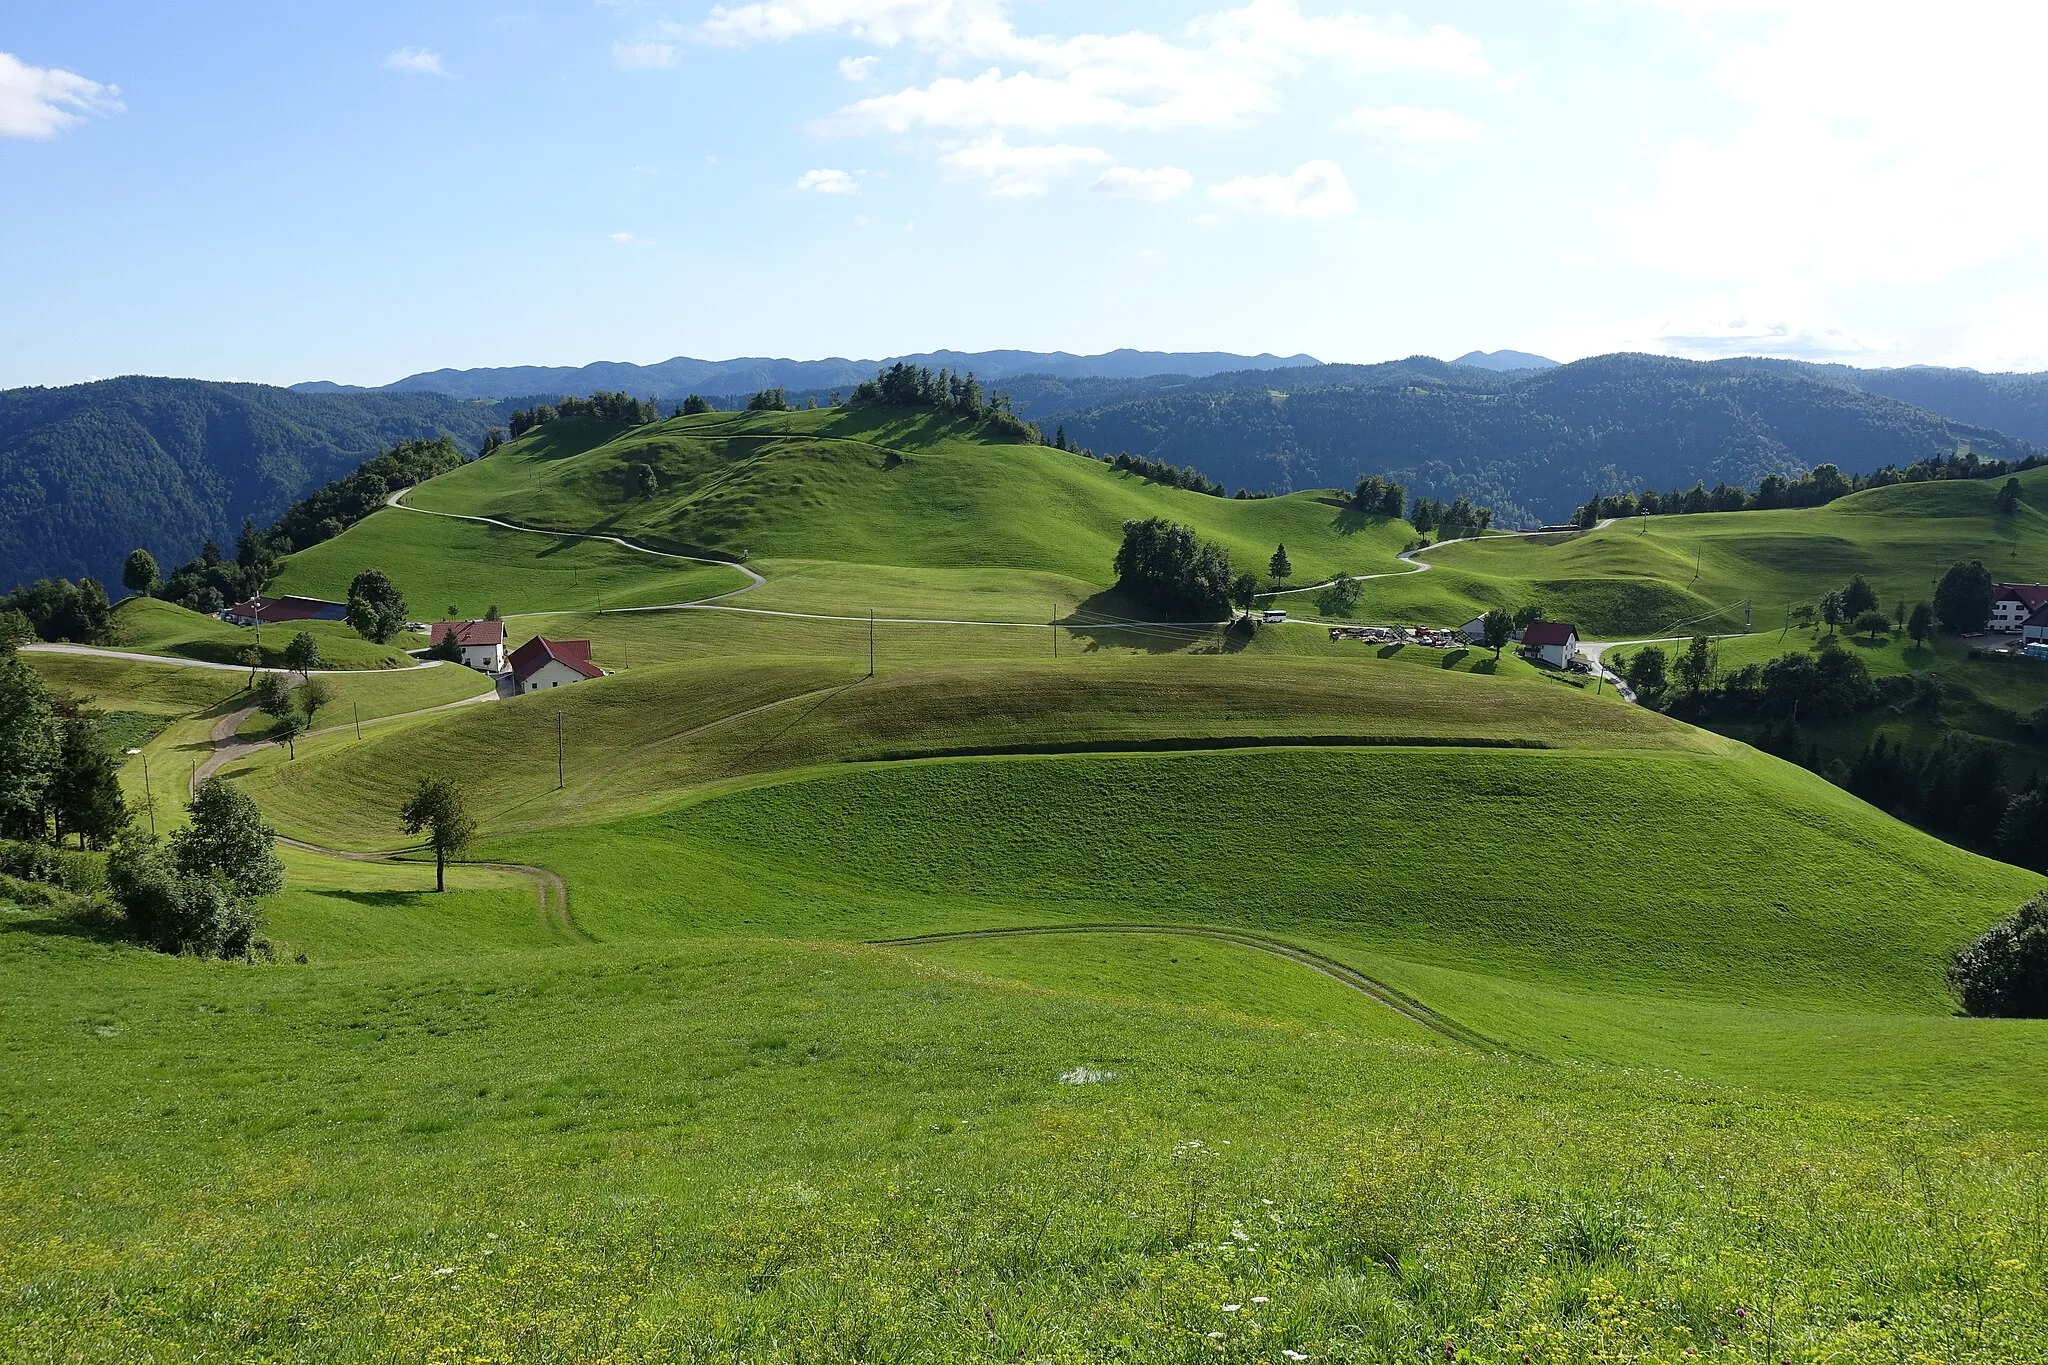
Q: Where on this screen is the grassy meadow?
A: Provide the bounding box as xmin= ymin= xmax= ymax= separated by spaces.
xmin=14 ymin=411 xmax=2048 ymax=1358
xmin=106 ymin=595 xmax=421 ymax=670
xmin=1366 ymin=466 xmax=2048 ymax=636
xmin=274 ymin=505 xmax=751 ymax=617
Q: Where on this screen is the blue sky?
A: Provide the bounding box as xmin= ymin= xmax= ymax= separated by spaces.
xmin=5 ymin=1 xmax=2045 ymax=387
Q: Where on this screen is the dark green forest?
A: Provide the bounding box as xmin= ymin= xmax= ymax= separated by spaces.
xmin=1054 ymin=354 xmax=2034 ymax=526
xmin=0 ymin=378 xmax=509 ymax=592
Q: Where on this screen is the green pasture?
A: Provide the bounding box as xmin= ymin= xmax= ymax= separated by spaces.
xmin=1393 ymin=468 xmax=2048 ymax=635
xmin=107 ymin=596 xmax=419 ymax=670
xmin=273 ymin=505 xmax=751 ymax=617
xmin=407 ymin=409 xmax=1414 ymax=605
xmin=232 ymin=654 xmax=1688 ymax=849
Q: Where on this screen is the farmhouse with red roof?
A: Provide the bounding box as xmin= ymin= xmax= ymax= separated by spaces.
xmin=1991 ymin=583 xmax=2048 ymax=632
xmin=508 ymin=635 xmax=604 ymax=694
xmin=430 ymin=619 xmax=506 ymax=673
xmin=1520 ymin=619 xmax=1580 ymax=668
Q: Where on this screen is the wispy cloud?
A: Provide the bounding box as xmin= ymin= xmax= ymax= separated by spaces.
xmin=838 ymin=54 xmax=878 ymax=81
xmin=1338 ymin=104 xmax=1481 ymax=143
xmin=1089 ymin=165 xmax=1192 ymax=201
xmin=613 ymin=41 xmax=678 ymax=68
xmin=795 ymin=167 xmax=860 ymax=194
xmin=0 ymin=51 xmax=123 ymax=139
xmin=382 ymin=47 xmax=450 ymax=77
xmin=1211 ymin=160 xmax=1356 ymax=218
xmin=937 ymin=132 xmax=1108 ymax=197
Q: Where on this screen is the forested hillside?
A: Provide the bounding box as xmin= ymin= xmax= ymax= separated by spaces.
xmin=1731 ymin=357 xmax=2048 ymax=448
xmin=0 ymin=378 xmax=508 ymax=591
xmin=1053 ymin=353 xmax=2033 ymax=525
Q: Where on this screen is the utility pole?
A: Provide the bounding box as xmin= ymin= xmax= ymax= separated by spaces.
xmin=557 ymin=712 xmax=564 ymax=790
xmin=353 ymin=702 xmax=363 ymax=741
xmin=1052 ymin=602 xmax=1058 ymax=658
xmin=141 ymin=753 xmax=156 ymax=836
xmin=868 ymin=609 xmax=875 ymax=677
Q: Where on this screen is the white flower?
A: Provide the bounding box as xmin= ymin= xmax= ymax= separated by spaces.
xmin=1252 ymin=1295 xmax=1269 ymax=1304
xmin=432 ymin=1266 xmax=456 ymax=1277
xmin=1207 ymin=1331 xmax=1225 ymax=1339
xmin=1284 ymin=1352 xmax=1310 ymax=1362
xmin=1222 ymin=1303 xmax=1241 ymax=1313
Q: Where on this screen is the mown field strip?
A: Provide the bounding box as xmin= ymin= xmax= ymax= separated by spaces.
xmin=871 ymin=923 xmax=1504 ymax=1051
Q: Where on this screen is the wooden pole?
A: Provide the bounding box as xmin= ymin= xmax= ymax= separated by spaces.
xmin=353 ymin=701 xmax=362 ymax=741
xmin=141 ymin=753 xmax=155 ymax=836
xmin=868 ymin=610 xmax=875 ymax=677
xmin=557 ymin=712 xmax=564 ymax=790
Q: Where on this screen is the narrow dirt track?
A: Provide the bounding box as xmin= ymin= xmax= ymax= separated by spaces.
xmin=870 ymin=923 xmax=1503 ymax=1052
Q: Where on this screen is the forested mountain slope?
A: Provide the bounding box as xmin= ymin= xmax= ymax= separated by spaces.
xmin=0 ymin=378 xmax=508 ymax=590
xmin=1731 ymin=357 xmax=2048 ymax=448
xmin=1052 ymin=353 xmax=2033 ymax=525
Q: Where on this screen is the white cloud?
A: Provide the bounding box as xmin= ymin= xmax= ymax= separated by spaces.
xmin=795 ymin=167 xmax=861 ymax=193
xmin=838 ymin=54 xmax=878 ymax=81
xmin=1090 ymin=165 xmax=1192 ymax=201
xmin=937 ymin=132 xmax=1108 ymax=197
xmin=614 ymin=41 xmax=679 ymax=68
xmin=715 ymin=2 xmax=1488 ymax=137
xmin=698 ymin=0 xmax=1009 ymax=49
xmin=1621 ymin=0 xmax=2048 ymax=291
xmin=382 ymin=47 xmax=450 ymax=77
xmin=0 ymin=51 xmax=122 ymax=139
xmin=1211 ymin=160 xmax=1356 ymax=218
xmin=1338 ymin=104 xmax=1481 ymax=143
xmin=611 ymin=231 xmax=648 ymax=244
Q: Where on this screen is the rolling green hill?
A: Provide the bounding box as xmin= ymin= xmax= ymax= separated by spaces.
xmin=405 ymin=409 xmax=1413 ymax=616
xmin=1363 ymin=463 xmax=2048 ymax=636
xmin=14 ymin=384 xmax=2048 ymax=1361
xmin=272 ymin=504 xmax=751 ymax=617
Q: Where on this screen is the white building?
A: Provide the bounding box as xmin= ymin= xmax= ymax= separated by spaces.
xmin=429 ymin=619 xmax=506 ymax=672
xmin=1991 ymin=584 xmax=2048 ymax=632
xmin=509 ymin=635 xmax=603 ymax=694
xmin=1520 ymin=619 xmax=1580 ymax=668
xmin=2023 ymin=605 xmax=2048 ymax=646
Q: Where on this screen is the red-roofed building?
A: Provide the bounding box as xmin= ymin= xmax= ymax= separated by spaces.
xmin=430 ymin=619 xmax=507 ymax=672
xmin=1520 ymin=619 xmax=1580 ymax=668
xmin=1992 ymin=583 xmax=2048 ymax=632
xmin=223 ymin=594 xmax=347 ymax=626
xmin=508 ymin=636 xmax=603 ymax=693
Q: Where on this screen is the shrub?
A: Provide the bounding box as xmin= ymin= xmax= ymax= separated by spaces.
xmin=107 ymin=835 xmax=258 ymax=958
xmin=1948 ymin=892 xmax=2048 ymax=1017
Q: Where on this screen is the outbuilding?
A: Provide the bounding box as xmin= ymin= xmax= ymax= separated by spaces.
xmin=430 ymin=619 xmax=507 ymax=673
xmin=1520 ymin=618 xmax=1580 ymax=668
xmin=509 ymin=635 xmax=604 ymax=694
xmin=2022 ymin=604 xmax=2048 ymax=646
xmin=223 ymin=594 xmax=347 ymax=627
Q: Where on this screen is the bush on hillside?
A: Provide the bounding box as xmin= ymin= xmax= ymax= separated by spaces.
xmin=1948 ymin=893 xmax=2048 ymax=1017
xmin=1112 ymin=518 xmax=1234 ymax=618
xmin=2 ymin=576 xmax=112 ymax=644
xmin=1935 ymin=560 xmax=1995 ymax=633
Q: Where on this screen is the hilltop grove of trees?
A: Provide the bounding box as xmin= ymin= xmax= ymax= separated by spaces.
xmin=508 ymin=391 xmax=661 ymax=437
xmin=1572 ymin=448 xmax=2038 ymax=527
xmin=1111 ymin=518 xmax=1236 ymax=617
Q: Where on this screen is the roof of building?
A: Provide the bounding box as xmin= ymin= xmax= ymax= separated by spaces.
xmin=224 ymin=594 xmax=346 ymax=623
xmin=2023 ymin=603 xmax=2048 ymax=630
xmin=1521 ymin=619 xmax=1579 ymax=648
xmin=509 ymin=635 xmax=602 ymax=683
xmin=1997 ymin=583 xmax=2048 ymax=612
xmin=431 ymin=619 xmax=506 ymax=647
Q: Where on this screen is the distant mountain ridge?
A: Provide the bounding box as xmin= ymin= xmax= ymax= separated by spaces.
xmin=1453 ymin=349 xmax=1560 ymax=372
xmin=1048 ymin=353 xmax=2034 ymax=528
xmin=293 ymin=349 xmax=1323 ymax=400
xmin=0 ymin=378 xmax=509 ymax=591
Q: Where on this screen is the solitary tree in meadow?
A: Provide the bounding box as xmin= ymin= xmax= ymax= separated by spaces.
xmin=1997 ymin=478 xmax=2023 ymax=515
xmin=121 ymin=549 xmax=159 ymax=597
xmin=1855 ymin=611 xmax=1891 ymax=640
xmin=297 ymin=676 xmax=333 ymax=730
xmin=345 ymin=569 xmax=409 ymax=644
xmin=254 ymin=671 xmax=293 ymax=723
xmin=401 ymin=777 xmax=477 ymax=893
xmin=1908 ymin=600 xmax=1935 ymax=647
xmin=1481 ymin=608 xmax=1514 ymax=659
xmin=1268 ymin=544 xmax=1292 ymax=582
xmin=283 ymin=631 xmax=321 ymax=678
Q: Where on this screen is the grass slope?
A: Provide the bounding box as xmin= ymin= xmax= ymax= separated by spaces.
xmin=1379 ymin=468 xmax=2048 ymax=635
xmin=107 ymin=596 xmax=419 ymax=670
xmin=406 ymin=410 xmax=1414 ymax=615
xmin=234 ymin=654 xmax=1688 ymax=849
xmin=274 ymin=505 xmax=750 ymax=617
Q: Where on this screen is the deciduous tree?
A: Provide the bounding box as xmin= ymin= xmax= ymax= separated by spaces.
xmin=401 ymin=777 xmax=477 ymax=893
xmin=122 ymin=548 xmax=159 ymax=597
xmin=345 ymin=569 xmax=409 ymax=644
